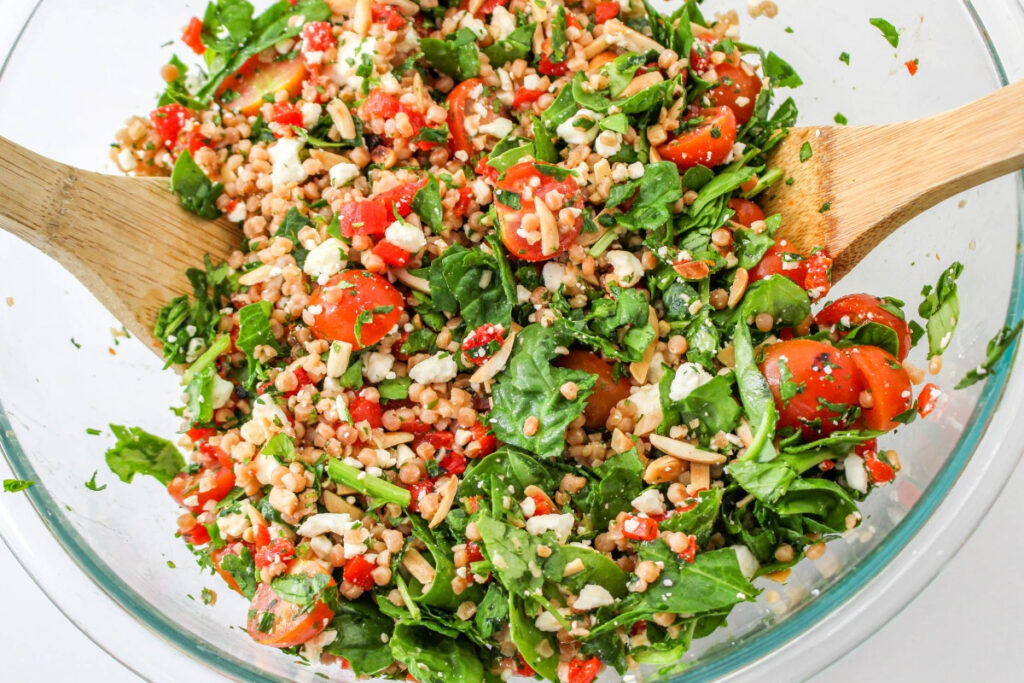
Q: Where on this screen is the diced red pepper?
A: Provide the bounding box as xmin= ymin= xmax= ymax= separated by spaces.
xmin=621 ymin=515 xmax=659 ymax=541
xmin=594 ymin=1 xmax=620 ymax=24
xmin=374 ymin=179 xmax=427 ymax=218
xmin=819 ymin=459 xmax=835 ymax=471
xmin=537 ymin=55 xmax=569 ymax=77
xmin=905 ymin=59 xmax=919 ymax=76
xmin=415 ymin=431 xmax=455 ymax=451
xmin=461 ymin=323 xmax=506 ymax=366
xmin=185 ymin=127 xmax=213 ymax=154
xmin=150 ymin=103 xmax=192 ymax=147
xmin=372 ymin=239 xmax=412 ymax=267
xmin=182 ymin=16 xmax=206 ymax=55
xmin=180 ymin=524 xmax=211 ymax=546
xmin=678 ymin=534 xmax=698 ymax=563
xmin=863 ymin=450 xmax=896 ymax=484
xmin=371 ymin=3 xmax=406 ymax=30
xmin=282 ymin=367 xmax=312 ymax=397
xmin=466 ymin=540 xmax=484 ymax=563
xmin=302 ymin=21 xmax=336 ymax=52
xmin=254 ymin=538 xmax=296 ymax=569
xmin=453 ymin=186 xmax=474 ymax=217
xmin=405 ymin=479 xmax=435 ymax=513
xmin=468 ymin=421 xmax=497 ymax=457
xmin=186 ymin=427 xmax=218 ymax=443
xmin=439 ymin=451 xmax=467 ymax=475
xmin=918 ymin=383 xmax=941 ymax=418
xmin=343 ymin=555 xmax=376 ymax=590
xmin=512 ymin=89 xmax=545 ymax=108
xmin=514 ymin=656 xmax=535 ymax=677
xmin=253 ymin=523 xmax=272 ymax=549
xmin=567 ymin=657 xmax=602 ymax=683
xmin=271 ymin=101 xmax=305 ymax=129
xmin=475 ymin=156 xmax=500 ymax=183
xmin=349 ymin=395 xmax=384 ymax=428
xmin=529 ymin=493 xmax=554 ymax=516
xmin=566 ymin=12 xmax=581 ymax=29
xmin=803 ymin=250 xmax=833 ymax=300
xmin=337 ymin=200 xmax=391 ymax=237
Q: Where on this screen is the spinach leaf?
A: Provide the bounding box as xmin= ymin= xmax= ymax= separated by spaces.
xmin=389 ymin=624 xmax=485 ymax=683
xmin=261 ymin=432 xmax=296 ymax=461
xmin=541 ymin=82 xmax=578 ymax=130
xmin=219 ymin=546 xmax=257 ymax=599
xmin=733 ymin=320 xmax=777 ymax=462
xmin=155 ymin=256 xmax=236 ymax=366
xmin=763 ymin=51 xmax=803 ymax=88
xmin=427 ymin=244 xmax=513 ymax=330
xmin=869 ymin=17 xmax=900 ymax=48
xmin=274 ymin=207 xmax=312 ymax=267
xmin=474 ymin=584 xmax=510 ymax=640
xmin=608 ymin=162 xmax=683 ymax=232
xmin=739 ymin=275 xmax=812 ymax=329
xmin=660 ymin=371 xmax=742 ymax=443
xmin=570 ymin=71 xmax=612 ymax=112
xmin=688 ymin=168 xmax=755 ymax=217
xmin=509 ymin=596 xmax=560 ymax=681
xmin=659 ymin=488 xmax=723 ymax=546
xmin=407 ymin=516 xmax=483 ymax=609
xmin=459 ymin=447 xmax=559 ymax=501
xmin=482 ymin=22 xmax=536 ymax=66
xmin=530 ymin=114 xmax=559 ymax=164
xmin=725 ymin=458 xmax=795 ymax=504
xmin=835 ymin=321 xmax=900 ymax=358
xmin=170 ymin=150 xmax=224 ymax=220
xmin=105 ymin=425 xmax=184 ymax=486
xmin=270 ymin=571 xmax=330 ymax=611
xmin=560 ymin=545 xmax=629 ymax=597
xmin=489 ymin=325 xmax=596 ymax=457
xmin=235 ymin=300 xmax=279 ymax=386
xmin=588 ymin=449 xmax=645 ymax=532
xmin=550 ymin=6 xmax=568 ymax=62
xmin=3 ymin=479 xmax=34 ymax=493
xmin=475 ymin=514 xmax=565 ymax=595
xmin=604 ymin=52 xmax=648 ymax=98
xmin=185 ymin=363 xmax=218 ymax=424
xmin=558 ymin=286 xmax=656 ymax=362
xmin=918 ymin=261 xmax=963 ymax=357
xmin=956 ymin=320 xmax=1024 ymax=389
xmin=412 ymin=176 xmax=444 ymax=234
xmin=323 ymin=598 xmax=394 ymax=675
xmin=419 ymin=28 xmax=480 ymax=80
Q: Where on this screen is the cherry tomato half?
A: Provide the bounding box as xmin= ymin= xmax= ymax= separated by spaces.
xmin=728 ymin=198 xmax=765 ymax=227
xmin=307 ymin=270 xmax=405 ymax=350
xmin=211 ymin=543 xmax=247 ymax=595
xmin=247 ymin=560 xmax=335 ymax=648
xmin=657 ymin=106 xmax=737 ymax=171
xmin=708 ymin=62 xmax=763 ymax=125
xmin=846 ymin=345 xmax=912 ymax=432
xmin=167 ymin=443 xmax=236 ymax=514
xmin=815 ymin=293 xmax=913 ymax=362
xmin=749 ymin=242 xmax=806 ymax=286
xmin=226 ymin=58 xmax=307 ymax=116
xmin=447 ymin=77 xmax=484 ymax=157
xmin=497 ymin=161 xmax=583 ymax=261
xmin=555 ymin=349 xmax=632 ymax=429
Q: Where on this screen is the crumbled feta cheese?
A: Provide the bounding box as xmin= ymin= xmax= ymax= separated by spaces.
xmin=384 ymin=220 xmax=427 ymax=253
xmin=459 ymin=12 xmax=488 ymax=38
xmin=303 ymin=237 xmax=347 ymax=280
xmin=210 ymin=374 xmax=235 ymax=410
xmin=594 ymin=130 xmax=622 ymax=158
xmin=241 ymin=394 xmax=291 ymax=445
xmin=535 ymin=611 xmax=563 ymax=632
xmin=556 ymin=109 xmax=601 ymax=145
xmin=329 ymin=162 xmax=360 ymax=188
xmin=520 ymin=496 xmax=538 ymax=518
xmin=254 ymin=453 xmax=281 ymax=485
xmin=542 ymin=261 xmax=567 ymax=292
xmin=523 ymin=73 xmax=544 ymax=91
xmin=363 ymin=351 xmax=396 ymax=383
xmin=605 ymin=250 xmax=644 ymax=287
xmin=409 ymin=352 xmax=459 ymax=384
xmin=525 ymin=513 xmax=575 ymax=544
xmin=302 ymin=629 xmax=338 ymax=663
xmin=331 ymin=32 xmax=377 ymax=90
xmin=669 ymin=362 xmax=714 ymax=401
xmin=226 ymin=201 xmax=247 ymax=222
xmin=631 ymin=489 xmax=666 ymax=516
xmin=732 ymin=544 xmax=760 ymax=580
xmin=216 ymin=512 xmax=249 ymax=539
xmin=300 ymin=102 xmax=322 ymax=128
xmin=479 ymin=117 xmax=515 ymax=139
xmin=844 ymin=454 xmax=869 ymax=493
xmin=516 ymin=284 xmax=533 ymax=303
xmin=297 ymin=513 xmax=356 ymax=537
xmin=491 ymin=6 xmax=517 ymax=41
xmin=573 ymin=584 xmax=616 ymax=611
xmin=269 ymin=137 xmax=308 ymax=190
xmin=309 ymin=534 xmax=333 ymax=558
xmin=116 ymin=146 xmax=135 ymax=171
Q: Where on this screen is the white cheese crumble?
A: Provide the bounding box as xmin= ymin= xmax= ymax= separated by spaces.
xmin=331 ymin=32 xmax=377 ymax=90
xmin=210 ymin=374 xmax=235 ymax=410
xmin=605 ymin=250 xmax=644 ymax=287
xmin=363 ymin=351 xmax=396 ymax=383
xmin=594 ymin=130 xmax=623 ymax=158
xmin=844 ymin=454 xmax=869 ymax=493
xmin=490 ymin=6 xmax=517 ymax=41
xmin=409 ymin=352 xmax=459 ymax=385
xmin=297 ymin=513 xmax=356 ymax=537
xmin=525 ymin=513 xmax=575 ymax=544
xmin=631 ymin=489 xmax=666 ymax=516
xmin=226 ymin=201 xmax=247 ymax=222
xmin=573 ymin=584 xmax=616 ymax=611
xmin=302 ymin=237 xmax=347 ymax=280
xmin=300 ymin=101 xmax=322 ymax=128
xmin=329 ymin=162 xmax=360 ymax=188
xmin=478 ymin=117 xmax=515 ymax=139
xmin=269 ymin=137 xmax=308 ymax=190
xmin=556 ymin=108 xmax=601 ymax=145
xmin=542 ymin=261 xmax=567 ymax=293
xmin=669 ymin=362 xmax=714 ymax=401
xmin=384 ymin=220 xmax=427 ymax=253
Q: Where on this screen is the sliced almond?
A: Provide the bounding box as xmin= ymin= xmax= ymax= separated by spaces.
xmin=629 ymin=307 xmax=660 ymax=384
xmin=532 ymin=23 xmax=545 ymax=57
xmin=762 ymin=568 xmax=792 ymax=584
xmin=393 ymin=267 xmax=431 ymax=294
xmin=429 ymin=476 xmax=459 ymax=529
xmin=323 ymin=489 xmax=364 ymax=519
xmin=602 ymin=19 xmax=665 ymax=53
xmin=402 ymin=547 xmax=437 ymax=585
xmin=381 ymin=0 xmax=419 ymax=15
xmin=326 ymin=99 xmax=357 ymax=141
xmin=238 ymin=264 xmax=274 ymax=286
xmin=326 ymin=340 xmax=353 ymax=378
xmin=717 ymin=344 xmax=736 ymax=368
xmin=535 ymin=199 xmax=559 ymax=256
xmin=619 ymin=71 xmax=665 ymax=99
xmin=689 ymin=462 xmax=711 ymax=490
xmin=563 ymin=558 xmax=586 ymax=577
xmin=728 ymin=267 xmax=749 ymax=309
xmin=309 ymin=148 xmax=349 ymax=172
xmin=352 ymin=0 xmax=372 ymax=37
xmin=467 ymin=0 xmax=486 ymax=16
xmin=649 ymin=433 xmax=727 ymax=465
xmin=376 ymin=431 xmax=415 ymax=448
xmin=644 ymin=455 xmax=684 ymax=484
xmin=610 ymin=428 xmax=634 ymax=454
xmin=470 ymin=329 xmax=517 ymax=383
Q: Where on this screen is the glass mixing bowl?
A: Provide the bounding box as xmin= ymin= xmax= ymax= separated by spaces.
xmin=2 ymin=1 xmax=1024 ymax=681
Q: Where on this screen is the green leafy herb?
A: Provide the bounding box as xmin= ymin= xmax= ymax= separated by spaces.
xmin=236 ymin=300 xmax=279 ymax=385
xmin=85 ymin=471 xmax=107 ymax=491
xmin=955 ymin=321 xmax=1024 ymax=389
xmin=170 ymin=150 xmax=224 ymax=219
xmin=271 ymin=571 xmax=331 ymax=612
xmin=419 ymin=28 xmax=481 ymax=80
xmin=839 ymin=51 xmax=850 ymax=65
xmin=274 ymin=207 xmax=313 ymax=267
xmin=105 ymin=425 xmax=184 ymax=486
xmin=918 ymin=262 xmax=964 ymax=357
xmin=3 ymin=479 xmax=34 ymax=493
xmin=323 ymin=599 xmax=396 ymax=674
xmin=764 ymin=51 xmax=803 ymax=88
xmin=262 ymin=433 xmax=296 ymax=461
xmin=412 ymin=176 xmax=444 ymax=234
xmin=834 ymin=112 xmax=848 ymax=125
xmin=220 ymin=546 xmax=258 ymax=598
xmin=799 ymin=141 xmax=813 ymax=162
xmin=482 ymin=23 xmax=536 ymax=67
xmin=426 ymin=244 xmax=512 ymax=330
xmin=869 ymin=17 xmax=900 ymax=48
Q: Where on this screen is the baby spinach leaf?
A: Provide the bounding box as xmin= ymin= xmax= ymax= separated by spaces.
xmin=155 ymin=256 xmax=236 ymax=366
xmin=412 ymin=176 xmax=444 ymax=234
xmin=482 ymin=23 xmax=536 ymax=66
xmin=918 ymin=261 xmax=963 ymax=358
xmin=390 ymin=624 xmax=485 ymax=683
xmin=270 ymin=572 xmax=330 ymax=611
xmin=185 ymin=364 xmax=217 ymax=424
xmin=608 ymin=162 xmax=683 ymax=232
xmin=420 ymin=28 xmax=480 ymax=80
xmin=604 ymin=52 xmax=648 ymax=98
xmin=869 ymin=17 xmax=900 ymax=48
xmin=459 ymin=447 xmax=559 ymax=501
xmin=739 ymin=275 xmax=812 ymax=329
xmin=550 ymin=6 xmax=568 ymax=62
xmin=659 ymin=488 xmax=723 ymax=546
xmin=733 ymin=320 xmax=777 ymax=462
xmin=530 ymin=115 xmax=559 ymax=164
xmin=3 ymin=479 xmax=34 ymax=493
xmin=407 ymin=516 xmax=483 ymax=609
xmin=763 ymin=52 xmax=803 ymax=88
xmin=541 ymin=82 xmax=578 ymax=129
xmin=588 ymin=449 xmax=645 ymax=532
xmin=105 ymin=425 xmax=184 ymax=486
xmin=509 ymin=596 xmax=560 ymax=681
xmin=570 ymin=71 xmax=613 ymax=112
xmin=660 ymin=372 xmax=742 ymax=444
xmin=274 ymin=207 xmax=312 ymax=267
xmin=235 ymin=300 xmax=279 ymax=386
xmin=835 ymin=321 xmax=900 ymax=358
xmin=956 ymin=320 xmax=1024 ymax=389
xmin=262 ymin=433 xmax=296 ymax=461
xmin=171 ymin=150 xmax=224 ymax=220
xmin=474 ymin=584 xmax=510 ymax=640
xmin=323 ymin=598 xmax=395 ymax=675
xmin=560 ymin=545 xmax=629 ymax=597
xmin=725 ymin=458 xmax=796 ymax=503
xmin=475 ymin=514 xmax=565 ymax=596
xmin=427 ymin=244 xmax=513 ymax=330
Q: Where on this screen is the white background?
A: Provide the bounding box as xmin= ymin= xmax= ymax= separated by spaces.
xmin=3 ymin=458 xmax=1024 ymax=681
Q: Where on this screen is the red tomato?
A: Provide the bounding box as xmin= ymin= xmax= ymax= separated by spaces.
xmin=657 ymin=106 xmax=737 ymax=170
xmin=247 ymin=560 xmax=335 ymax=648
xmin=804 ymin=251 xmax=833 ymax=300
xmin=761 ymin=340 xmax=865 ymax=439
xmin=595 ymin=1 xmax=620 ymax=23
xmin=467 ymin=421 xmax=498 ymax=457
xmin=749 ymin=242 xmax=806 ymax=286
xmin=167 ymin=444 xmax=236 ymax=514
xmin=182 ymin=16 xmax=205 ymax=55
xmin=349 ymin=394 xmax=384 ymax=428
xmin=371 ymin=4 xmax=406 ymax=30
xmin=846 ymin=345 xmax=912 ymax=432
xmin=150 ymin=103 xmax=192 ymax=147
xmin=538 ymin=55 xmax=569 ymax=76
xmin=678 ymin=534 xmax=698 ymax=563
xmin=439 ymin=451 xmax=468 ymax=475
xmin=414 ymin=431 xmax=455 ymax=451
xmin=708 ymin=62 xmax=763 ymax=125
xmin=622 ymin=515 xmax=659 ymax=541
xmin=461 ymin=323 xmax=506 ymax=365
xmin=458 ymin=0 xmax=508 ymax=16
xmin=372 ymin=240 xmax=412 ymax=266
xmin=186 ymin=426 xmax=218 ymax=443
xmin=185 ymin=128 xmax=213 ymax=154
xmin=515 ymin=657 xmax=536 ymax=677
xmin=497 ymin=161 xmax=583 ymax=261
xmin=512 ymin=89 xmax=545 ymax=108
xmin=211 ymin=543 xmax=246 ymax=595
xmin=228 ymin=59 xmax=307 ymax=116
xmin=905 ymin=59 xmax=919 ymax=76
xmin=475 ymin=155 xmax=500 ymax=183
xmin=728 ymin=198 xmax=765 ymax=227
xmin=271 ymin=101 xmax=304 ymax=129
xmin=301 ymin=21 xmax=336 ymax=52
xmin=453 ymin=186 xmax=474 ymax=216
xmin=343 ymin=555 xmax=376 ymax=590
xmin=529 ymin=492 xmax=554 ymax=516
xmin=282 ymin=367 xmax=311 ymax=398
xmin=364 ymin=90 xmax=437 ymax=150
xmin=336 ymin=200 xmax=390 ymax=237
xmin=447 ymin=78 xmax=485 ymax=157
xmin=567 ymin=657 xmax=602 ymax=683
xmin=181 ymin=524 xmax=210 ymax=546
xmin=863 ymin=450 xmax=896 ymax=484
xmin=255 ymin=538 xmax=296 ymax=570
xmin=373 ymin=179 xmax=427 ymax=218
xmin=815 ymin=293 xmax=913 ymax=362
xmin=555 ymin=349 xmax=632 ymax=429
xmin=918 ymin=383 xmax=941 ymax=418
xmin=466 ymin=540 xmax=484 ymax=563
xmin=307 ymin=270 xmax=405 ymax=349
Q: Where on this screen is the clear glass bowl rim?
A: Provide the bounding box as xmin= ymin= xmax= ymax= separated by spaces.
xmin=1 ymin=1 xmax=1023 ymax=681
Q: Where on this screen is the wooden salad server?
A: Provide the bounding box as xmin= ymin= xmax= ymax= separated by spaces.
xmin=1 ymin=79 xmax=1023 ymax=354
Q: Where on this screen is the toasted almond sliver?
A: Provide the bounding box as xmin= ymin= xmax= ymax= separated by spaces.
xmin=563 ymin=558 xmax=586 ymax=577
xmin=629 ymin=307 xmax=660 ymax=384
xmin=377 ymin=431 xmax=415 ymax=448
xmin=238 ymin=264 xmax=273 ymax=286
xmin=429 ymin=476 xmax=459 ymax=529
xmin=381 ymin=0 xmax=419 ymax=14
xmin=762 ymin=568 xmax=793 ymax=584
xmin=583 ymin=34 xmax=611 ymax=60
xmin=467 ymin=0 xmax=486 ymax=16
xmin=402 ymin=547 xmax=437 ymax=585
xmin=728 ymin=267 xmax=749 ymax=309
xmin=393 ymin=267 xmax=431 ymax=294
xmin=649 ymin=433 xmax=727 ymax=465
xmin=323 ymin=489 xmax=365 ymax=519
xmin=689 ymin=462 xmax=711 ymax=490
xmin=309 ymin=148 xmax=349 ymax=171
xmin=471 ymin=329 xmax=517 ymax=383
xmin=536 ymin=199 xmax=559 ymax=256
xmin=352 ymin=0 xmax=372 ymax=37
xmin=603 ymin=19 xmax=665 ymax=53
xmin=523 ymin=485 xmax=555 ymax=512
xmin=326 ymin=99 xmax=357 ymax=141
xmin=619 ymin=71 xmax=665 ymax=99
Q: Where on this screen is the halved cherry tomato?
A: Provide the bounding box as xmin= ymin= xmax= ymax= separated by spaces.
xmin=657 ymin=106 xmax=737 ymax=170
xmin=372 ymin=240 xmax=412 ymax=266
xmin=167 ymin=443 xmax=236 ymax=514
xmin=761 ymin=340 xmax=865 ymax=439
xmin=804 ymin=250 xmax=833 ymax=300
xmin=622 ymin=515 xmax=659 ymax=541
xmin=271 ymin=101 xmax=304 ymax=129
xmin=182 ymin=16 xmax=205 ymax=55
xmin=447 ymin=77 xmax=485 ymax=157
xmin=301 ymin=21 xmax=336 ymax=52
xmin=595 ymin=1 xmax=620 ymax=23
xmin=414 ymin=431 xmax=455 ymax=451
xmin=537 ymin=55 xmax=569 ymax=77
xmin=708 ymin=62 xmax=763 ymax=125
xmin=512 ymin=89 xmax=545 ymax=108
xmin=815 ymin=293 xmax=912 ymax=362
xmin=181 ymin=524 xmax=210 ymax=546
xmin=349 ymin=394 xmax=384 ymax=428
xmin=227 ymin=58 xmax=307 ymax=116
xmin=846 ymin=345 xmax=912 ymax=432
xmin=728 ymin=198 xmax=765 ymax=227
xmin=211 ymin=543 xmax=247 ymax=595
xmin=307 ymin=270 xmax=405 ymax=349
xmin=556 ymin=349 xmax=632 ymax=429
xmin=461 ymin=323 xmax=506 ymax=365
xmin=497 ymin=161 xmax=583 ymax=261
xmin=750 ymin=242 xmax=806 ymax=286
xmin=247 ymin=560 xmax=335 ymax=648
xmin=567 ymin=657 xmax=602 ymax=683
xmin=918 ymin=383 xmax=941 ymax=418
xmin=282 ymin=367 xmax=312 ymax=398
xmin=150 ymin=103 xmax=192 ymax=147
xmin=255 ymin=538 xmax=296 ymax=570
xmin=343 ymin=555 xmax=376 ymax=590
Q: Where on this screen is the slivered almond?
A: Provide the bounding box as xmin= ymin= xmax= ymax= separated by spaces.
xmin=412 ymin=71 xmax=428 ymax=111
xmin=583 ymin=34 xmax=611 ymax=60
xmin=333 ymin=483 xmax=359 ymax=496
xmin=689 ymin=462 xmax=711 ymax=490
xmin=563 ymin=559 xmax=586 ymax=577
xmin=532 ymin=23 xmax=544 ymax=57
xmin=470 ymin=329 xmax=517 ymax=383
xmin=644 ymin=455 xmax=684 ymax=484
xmin=524 ymin=485 xmax=555 ymax=512
xmin=649 ymin=145 xmax=662 ymax=162
xmin=629 ymin=307 xmax=660 ymax=384
xmin=352 ymin=0 xmax=372 ymax=36
xmin=467 ymin=0 xmax=486 ymax=15
xmin=326 ymin=99 xmax=357 ymax=140
xmin=536 ymin=199 xmax=559 ymax=256
xmin=728 ymin=267 xmax=749 ymax=309
xmin=649 ymin=434 xmax=727 ymax=465
xmin=402 ymin=547 xmax=437 ymax=585
xmin=309 ymin=148 xmax=349 ymax=171
xmin=717 ymin=344 xmax=736 ymax=368
xmin=377 ymin=431 xmax=415 ymax=448
xmin=380 ymin=0 xmax=418 ymax=14
xmin=238 ymin=264 xmax=273 ymax=286
xmin=429 ymin=476 xmax=459 ymax=528
xmin=619 ymin=71 xmax=664 ymax=99
xmin=603 ymin=19 xmax=665 ymax=53
xmin=393 ymin=267 xmax=431 ymax=294
xmin=327 ymin=340 xmax=353 ymax=378
xmin=323 ymin=489 xmax=364 ymax=519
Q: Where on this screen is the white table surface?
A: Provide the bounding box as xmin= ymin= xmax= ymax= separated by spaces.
xmin=3 ymin=458 xmax=1023 ymax=682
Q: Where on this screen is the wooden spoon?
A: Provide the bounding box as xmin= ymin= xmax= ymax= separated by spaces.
xmin=1 ymin=79 xmax=1023 ymax=356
